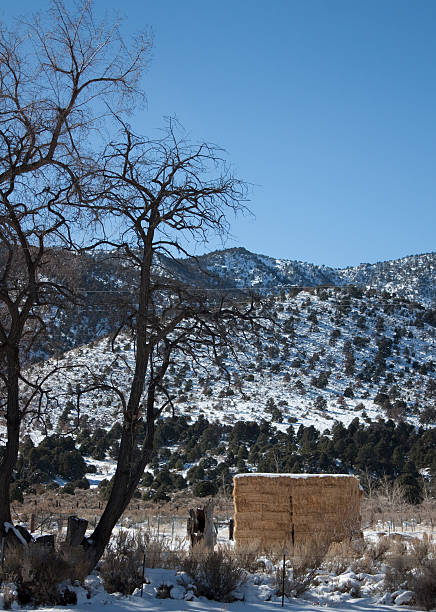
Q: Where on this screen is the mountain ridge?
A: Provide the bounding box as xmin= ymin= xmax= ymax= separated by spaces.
xmin=31 ymin=247 xmax=435 ymax=364
xmin=171 ymin=247 xmax=435 ymax=303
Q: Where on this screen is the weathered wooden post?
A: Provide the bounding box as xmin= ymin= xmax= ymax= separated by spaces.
xmin=203 ymin=500 xmax=215 ymax=550
xmin=281 ymin=551 xmax=286 ymax=607
xmin=187 ymin=500 xmax=215 ymax=550
xmin=228 ymin=518 xmax=234 ymax=541
xmin=65 ymin=516 xmax=88 ymax=546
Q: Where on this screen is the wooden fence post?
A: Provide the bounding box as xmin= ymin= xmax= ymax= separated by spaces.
xmin=65 ymin=516 xmax=88 ymax=546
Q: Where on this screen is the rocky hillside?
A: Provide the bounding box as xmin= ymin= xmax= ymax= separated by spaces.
xmin=5 ymin=261 xmax=435 ymax=499
xmin=36 ymin=248 xmax=435 ymax=363
xmin=22 ymin=284 xmax=435 ymax=442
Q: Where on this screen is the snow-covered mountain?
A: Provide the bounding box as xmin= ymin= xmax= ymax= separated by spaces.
xmin=175 ymin=248 xmax=435 ymax=303
xmin=21 ymin=284 xmax=435 ymax=442
xmin=3 ymin=245 xmax=431 ymax=443
xmin=36 ymin=248 xmax=434 ymax=362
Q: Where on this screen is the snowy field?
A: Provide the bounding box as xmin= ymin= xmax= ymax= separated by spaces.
xmin=6 ymin=568 xmax=417 ymax=612
xmin=21 ymin=596 xmax=417 ymax=612
xmin=2 ymin=516 xmax=431 ymax=612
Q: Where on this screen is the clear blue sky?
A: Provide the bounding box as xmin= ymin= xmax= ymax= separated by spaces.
xmin=2 ymin=1 xmax=436 ymax=267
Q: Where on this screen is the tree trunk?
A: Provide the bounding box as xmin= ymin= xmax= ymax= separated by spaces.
xmin=0 ymin=346 xmax=21 ymax=534
xmin=84 ymin=385 xmax=156 ymax=568
xmin=83 ymin=240 xmax=157 ymax=568
xmin=84 ymin=441 xmax=153 ymax=568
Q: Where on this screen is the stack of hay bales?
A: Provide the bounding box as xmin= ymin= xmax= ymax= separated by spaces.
xmin=233 ymin=474 xmax=361 ymax=552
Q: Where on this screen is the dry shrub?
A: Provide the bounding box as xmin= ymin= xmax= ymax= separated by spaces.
xmin=60 ymin=544 xmax=91 ymax=584
xmin=15 ymin=546 xmax=77 ymax=606
xmin=99 ymin=530 xmax=146 ymax=595
xmin=99 ymin=528 xmax=186 ymax=594
xmin=366 ymin=536 xmax=391 ymax=562
xmin=274 ymin=536 xmax=329 ymax=598
xmin=277 ymin=564 xmax=317 ymax=598
xmin=231 ymin=544 xmax=264 ymax=573
xmin=2 ymin=586 xmax=16 ymax=610
xmin=292 ymin=534 xmax=329 ymax=576
xmin=143 ymin=533 xmax=183 ymax=569
xmin=2 ymin=543 xmax=86 ymax=606
xmin=181 ymin=545 xmax=243 ymax=602
xmin=253 ymin=546 xmax=283 ymax=566
xmin=410 ymin=560 xmax=436 ymax=611
xmin=1 ymin=549 xmax=22 ymax=582
xmin=275 ymin=565 xmax=296 ymax=598
xmin=352 ymin=535 xmax=391 ymax=573
xmin=384 ymin=538 xmax=436 ymax=606
xmin=324 ymin=539 xmax=364 ymax=574
xmin=409 ymin=537 xmax=435 ymax=565
xmin=383 ymin=558 xmax=409 ymax=591
xmin=384 ymin=541 xmax=410 ymax=591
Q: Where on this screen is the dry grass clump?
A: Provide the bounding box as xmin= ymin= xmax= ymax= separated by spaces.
xmin=384 ymin=542 xmax=412 ymax=591
xmin=350 ymin=535 xmax=391 ymax=574
xmin=365 ymin=536 xmax=391 ymax=563
xmin=99 ymin=530 xmax=147 ymax=595
xmin=230 ymin=543 xmax=267 ymax=573
xmin=409 ymin=536 xmax=435 ymax=565
xmin=143 ymin=533 xmax=184 ymax=569
xmin=275 ymin=565 xmax=296 ymax=598
xmin=292 ymin=534 xmax=330 ymax=576
xmin=275 ymin=535 xmax=333 ymax=598
xmin=410 ymin=560 xmax=436 ymax=611
xmin=1 ymin=549 xmax=22 ymax=583
xmin=99 ymin=528 xmax=185 ymax=594
xmin=11 ymin=546 xmax=78 ymax=606
xmin=324 ymin=538 xmax=364 ymax=574
xmin=1 ymin=543 xmax=86 ymax=606
xmin=275 ymin=564 xmax=317 ymax=598
xmin=60 ymin=544 xmax=92 ymax=583
xmin=181 ymin=544 xmax=243 ymax=602
xmin=383 ymin=538 xmax=436 ymax=610
xmin=2 ymin=585 xmax=16 ymax=611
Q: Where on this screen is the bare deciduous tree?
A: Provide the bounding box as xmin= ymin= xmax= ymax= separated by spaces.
xmin=0 ymin=3 xmax=259 ymax=573
xmin=0 ymin=0 xmax=150 ymax=531
xmin=78 ymin=121 xmax=261 ymax=567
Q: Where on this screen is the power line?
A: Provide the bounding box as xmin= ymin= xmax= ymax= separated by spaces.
xmin=67 ymin=285 xmax=432 ymax=296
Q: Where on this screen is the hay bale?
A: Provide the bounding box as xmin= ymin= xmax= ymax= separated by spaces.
xmin=233 ymin=473 xmax=361 ymax=551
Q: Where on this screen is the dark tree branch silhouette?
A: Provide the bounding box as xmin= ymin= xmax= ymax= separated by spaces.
xmin=0 ymin=3 xmax=260 ymax=572
xmin=0 ymin=0 xmax=150 ymax=532
xmin=77 ymin=120 xmax=262 ymax=567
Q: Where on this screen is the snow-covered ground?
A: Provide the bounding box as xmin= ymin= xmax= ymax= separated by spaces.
xmin=10 ymin=594 xmax=417 ymax=612
xmin=1 ymin=566 xmax=418 ymax=612
xmin=2 ymin=512 xmax=434 ymax=612
xmin=84 ymin=458 xmax=118 ymax=487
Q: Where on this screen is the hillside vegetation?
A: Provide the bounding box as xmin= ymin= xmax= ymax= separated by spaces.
xmin=7 ymin=279 xmax=434 ymax=502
